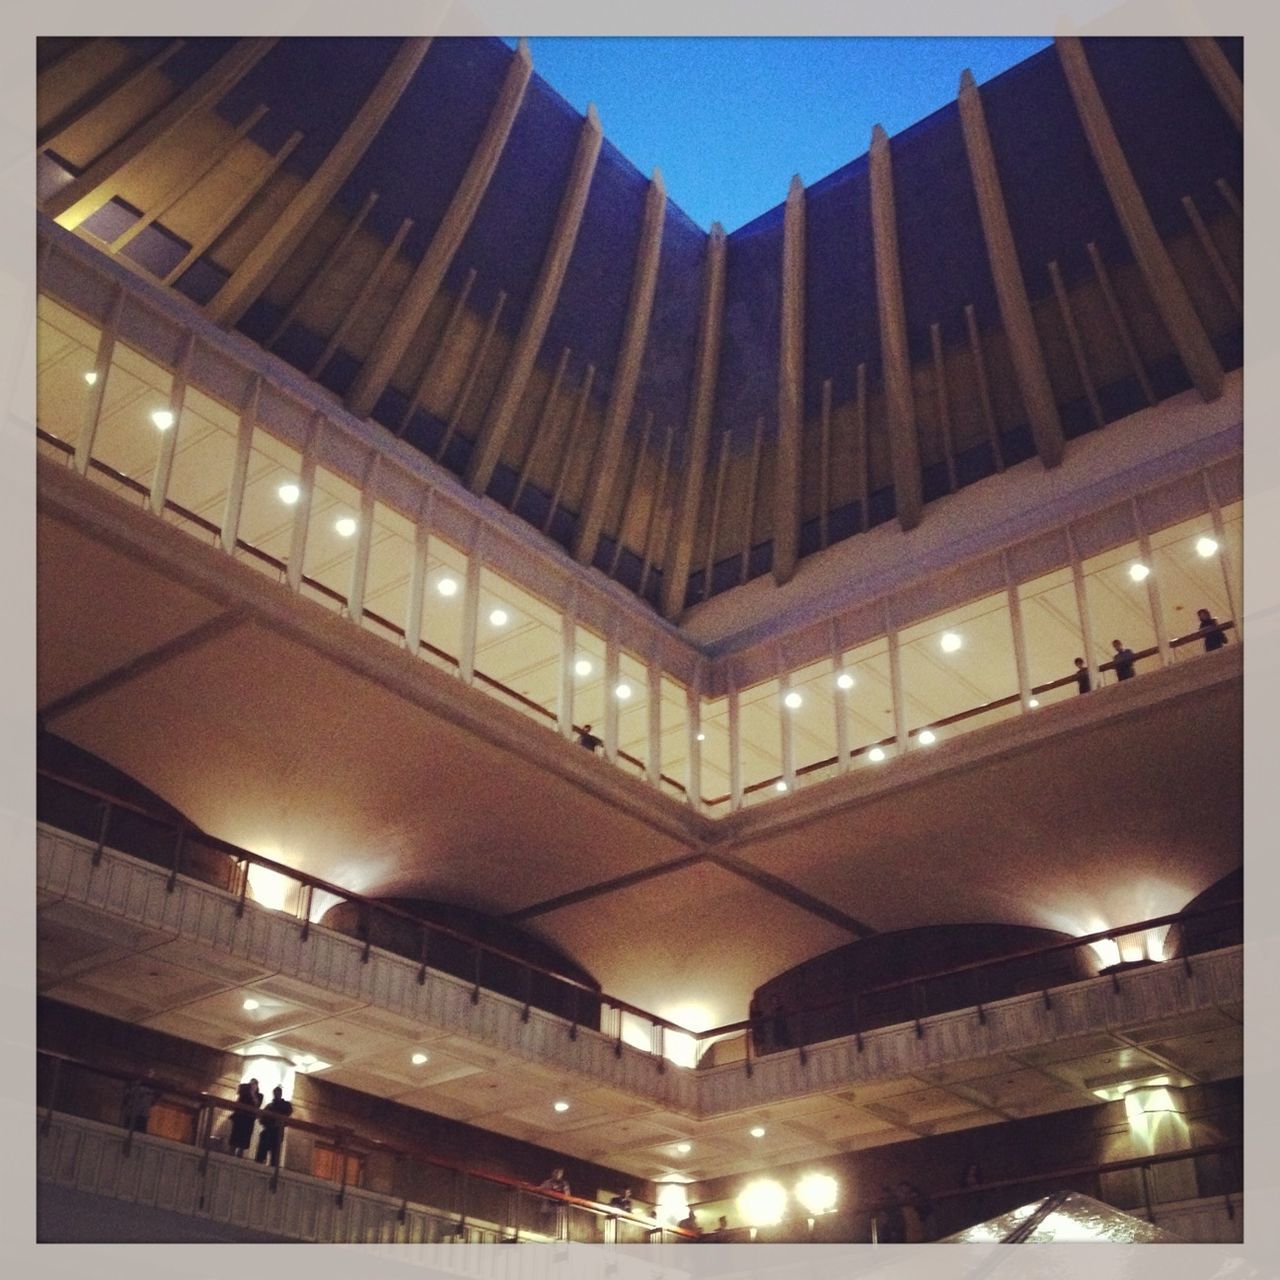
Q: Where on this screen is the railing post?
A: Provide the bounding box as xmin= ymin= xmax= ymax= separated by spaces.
xmin=521 ymin=967 xmax=532 ymax=1023
xmin=655 ymin=1020 xmax=664 ymax=1071
xmin=854 ymin=992 xmax=864 ymax=1052
xmin=471 ymin=944 xmax=482 ymax=1005
xmin=166 ymin=826 xmax=186 ymax=892
xmin=745 ymin=1019 xmax=754 ymax=1077
xmin=235 ymin=859 xmax=250 ymax=917
xmin=299 ymin=883 xmax=312 ymax=942
xmin=359 ymin=904 xmax=372 ymax=963
xmin=335 ymin=1136 xmax=349 ymax=1207
xmin=568 ymin=986 xmax=578 ymax=1038
xmin=1139 ymin=1161 xmax=1157 ymax=1224
xmin=417 ymin=925 xmax=429 ymax=985
xmin=91 ymin=800 xmax=112 ymax=867
xmin=41 ymin=1057 xmax=62 ymax=1136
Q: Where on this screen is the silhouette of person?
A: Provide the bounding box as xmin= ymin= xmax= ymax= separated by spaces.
xmin=678 ymin=1209 xmax=701 ymax=1238
xmin=121 ymin=1069 xmax=157 ymax=1133
xmin=610 ymin=1187 xmax=633 ymax=1214
xmin=1111 ymin=639 xmax=1136 ymax=681
xmin=229 ymin=1077 xmax=262 ymax=1157
xmin=1197 ymin=608 xmax=1228 ymax=652
xmin=254 ymin=1084 xmax=292 ymax=1167
xmin=576 ymin=723 xmax=602 ymax=753
xmin=539 ymin=1166 xmax=571 ymax=1238
xmin=1073 ymin=657 xmax=1091 ymax=694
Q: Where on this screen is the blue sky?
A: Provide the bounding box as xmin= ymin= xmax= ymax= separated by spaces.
xmin=504 ymin=37 xmax=1052 ymax=232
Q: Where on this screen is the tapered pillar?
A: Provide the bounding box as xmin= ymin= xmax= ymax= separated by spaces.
xmin=346 ymin=41 xmax=534 ymax=418
xmin=868 ymin=124 xmax=923 ymax=531
xmin=773 ymin=174 xmax=806 ymax=584
xmin=1056 ymin=36 xmax=1224 ymax=401
xmin=466 ymin=105 xmax=604 ymax=496
xmin=958 ymin=69 xmax=1065 ymax=469
xmin=1183 ymin=37 xmax=1242 ymax=132
xmin=658 ymin=222 xmax=727 ymax=618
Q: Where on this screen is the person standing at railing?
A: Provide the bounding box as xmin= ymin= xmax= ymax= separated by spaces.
xmin=228 ymin=1077 xmax=262 ymax=1157
xmin=1110 ymin=639 xmax=1137 ymax=682
xmin=120 ymin=1069 xmax=157 ymax=1133
xmin=1073 ymin=657 xmax=1091 ymax=694
xmin=538 ymin=1166 xmax=571 ymax=1240
xmin=609 ymin=1187 xmax=633 ymax=1214
xmin=1197 ymin=608 xmax=1229 ymax=653
xmin=254 ymin=1085 xmax=293 ymax=1168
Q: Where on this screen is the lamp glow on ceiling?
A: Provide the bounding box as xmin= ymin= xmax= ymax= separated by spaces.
xmin=151 ymin=409 xmax=175 ymax=430
xmin=868 ymin=747 xmax=886 ymax=762
xmin=1196 ymin=536 xmax=1219 ymax=557
xmin=836 ymin=672 xmax=855 ymax=690
xmin=436 ymin=576 xmax=459 ymax=597
xmin=615 ymin=682 xmax=633 ymax=700
xmin=334 ymin=516 xmax=357 ymax=538
xmin=783 ymin=690 xmax=803 ymax=709
xmin=774 ymin=780 xmax=788 ymax=792
xmin=1129 ymin=563 xmax=1151 ymax=582
xmin=411 ymin=1052 xmax=429 ymax=1065
xmin=575 ymin=658 xmax=594 ymax=677
xmin=918 ymin=729 xmax=937 ymax=745
xmin=794 ymin=1172 xmax=838 ymax=1217
xmin=737 ymin=1178 xmax=786 ymax=1228
xmin=676 ymin=1142 xmax=692 ymax=1154
xmin=940 ymin=631 xmax=963 ymax=653
xmin=489 ymin=608 xmax=509 ymax=627
xmin=553 ymin=1100 xmax=570 ymax=1113
xmin=749 ymin=1125 xmax=766 ymax=1138
xmin=242 ymin=998 xmax=260 ymax=1011
xmin=277 ymin=482 xmax=300 ymax=505
xmin=83 ymin=370 xmax=98 ymax=385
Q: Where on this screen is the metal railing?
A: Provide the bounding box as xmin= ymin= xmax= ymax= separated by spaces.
xmin=36 ymin=1047 xmax=695 ymax=1244
xmin=38 ymin=764 xmax=1240 ymax=1077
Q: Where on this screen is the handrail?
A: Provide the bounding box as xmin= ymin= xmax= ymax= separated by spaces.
xmin=38 ymin=762 xmax=1240 ymax=1060
xmin=35 ymin=1047 xmax=693 ymax=1237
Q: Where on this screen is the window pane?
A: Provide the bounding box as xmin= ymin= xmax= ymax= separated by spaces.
xmin=164 ymin=383 xmax=240 ymax=545
xmin=89 ymin=339 xmax=172 ymax=501
xmin=361 ymin=500 xmax=416 ymax=643
xmin=700 ymin=695 xmax=731 ymax=811
xmin=1148 ymin=513 xmax=1235 ymax=660
xmin=840 ymin=636 xmax=897 ymax=767
xmin=787 ymin=658 xmax=839 ymax=788
xmin=37 ymin=295 xmax=100 ymax=454
xmin=572 ymin=625 xmax=606 ymax=739
xmin=616 ymin=650 xmax=648 ymax=779
xmin=1019 ymin=565 xmax=1085 ymax=706
xmin=1082 ymin=539 xmax=1159 ymax=684
xmin=738 ymin=678 xmax=782 ymax=803
xmin=475 ymin=567 xmax=561 ymax=728
xmin=301 ymin=465 xmax=362 ymax=610
xmin=660 ymin=676 xmax=689 ymax=800
xmin=420 ymin=534 xmax=467 ymax=671
xmin=234 ymin=425 xmax=301 ymax=581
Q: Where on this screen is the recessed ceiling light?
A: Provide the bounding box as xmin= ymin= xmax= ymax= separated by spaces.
xmin=919 ymin=729 xmax=937 ymax=745
xmin=696 ymin=732 xmax=706 ymax=742
xmin=436 ymin=576 xmax=458 ymax=597
xmin=783 ymin=690 xmax=803 ymax=709
xmin=277 ymin=482 xmax=300 ymax=505
xmin=151 ymin=409 xmax=175 ymax=430
xmin=575 ymin=658 xmax=594 ymax=677
xmin=411 ymin=1052 xmax=429 ymax=1065
xmin=775 ymin=780 xmax=788 ymax=793
xmin=1129 ymin=562 xmax=1150 ymax=582
xmin=750 ymin=1126 xmax=766 ymax=1138
xmin=334 ymin=516 xmax=357 ymax=537
xmin=615 ymin=682 xmax=632 ymax=700
xmin=1028 ymin=698 xmax=1040 ymax=708
xmin=676 ymin=1142 xmax=692 ymax=1154
xmin=940 ymin=631 xmax=963 ymax=653
xmin=553 ymin=1100 xmax=570 ymax=1113
xmin=868 ymin=747 xmax=886 ymax=762
xmin=836 ymin=672 xmax=855 ymax=690
xmin=489 ymin=608 xmax=509 ymax=627
xmin=242 ymin=998 xmax=260 ymax=1011
xmin=83 ymin=370 xmax=98 ymax=386
xmin=1196 ymin=536 xmax=1219 ymax=558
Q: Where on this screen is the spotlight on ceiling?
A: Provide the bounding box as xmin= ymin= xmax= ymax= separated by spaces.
xmin=868 ymin=747 xmax=886 ymax=762
xmin=749 ymin=1125 xmax=766 ymax=1138
xmin=242 ymin=998 xmax=260 ymax=1011
xmin=696 ymin=731 xmax=706 ymax=742
xmin=676 ymin=1142 xmax=692 ymax=1154
xmin=436 ymin=576 xmax=459 ymax=597
xmin=737 ymin=1178 xmax=787 ymax=1229
xmin=1196 ymin=536 xmax=1219 ymax=558
xmin=151 ymin=409 xmax=175 ymax=430
xmin=836 ymin=672 xmax=855 ymax=690
xmin=774 ymin=780 xmax=788 ymax=793
xmin=575 ymin=658 xmax=594 ymax=677
xmin=795 ymin=1172 xmax=838 ymax=1217
xmin=334 ymin=516 xmax=357 ymax=537
xmin=83 ymin=371 xmax=98 ymax=386
xmin=783 ymin=690 xmax=803 ymax=709
xmin=615 ymin=683 xmax=633 ymax=700
xmin=411 ymin=1052 xmax=429 ymax=1065
xmin=918 ymin=729 xmax=937 ymax=745
xmin=1129 ymin=562 xmax=1151 ymax=582
xmin=940 ymin=631 xmax=963 ymax=653
xmin=489 ymin=608 xmax=509 ymax=627
xmin=553 ymin=1100 xmax=570 ymax=1113
xmin=277 ymin=482 xmax=300 ymax=505
xmin=1028 ymin=698 xmax=1040 ymax=708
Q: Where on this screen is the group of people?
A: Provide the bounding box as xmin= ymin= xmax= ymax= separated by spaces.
xmin=1072 ymin=608 xmax=1228 ymax=695
xmin=228 ymin=1078 xmax=294 ymax=1167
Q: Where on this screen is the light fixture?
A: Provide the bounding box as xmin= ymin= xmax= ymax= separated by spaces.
xmin=1196 ymin=535 xmax=1219 ymax=558
xmin=737 ymin=1178 xmax=787 ymax=1229
xmin=836 ymin=672 xmax=855 ymax=690
xmin=411 ymin=1052 xmax=429 ymax=1066
xmin=750 ymin=1125 xmax=766 ymax=1138
xmin=553 ymin=1100 xmax=570 ymax=1113
xmin=1129 ymin=562 xmax=1151 ymax=582
xmin=775 ymin=780 xmax=788 ymax=793
xmin=489 ymin=608 xmax=509 ymax=627
xmin=615 ymin=682 xmax=632 ymax=700
xmin=696 ymin=731 xmax=706 ymax=742
xmin=277 ymin=482 xmax=301 ymax=506
xmin=940 ymin=631 xmax=963 ymax=653
xmin=783 ymin=690 xmax=803 ymax=709
xmin=918 ymin=729 xmax=937 ymax=745
xmin=676 ymin=1142 xmax=692 ymax=1154
xmin=1028 ymin=698 xmax=1040 ymax=708
xmin=242 ymin=998 xmax=260 ymax=1011
xmin=334 ymin=516 xmax=357 ymax=538
xmin=868 ymin=747 xmax=886 ymax=762
xmin=794 ymin=1172 xmax=839 ymax=1218
xmin=151 ymin=409 xmax=175 ymax=430
xmin=574 ymin=658 xmax=594 ymax=677
xmin=436 ymin=576 xmax=459 ymax=597
xmin=83 ymin=370 xmax=98 ymax=386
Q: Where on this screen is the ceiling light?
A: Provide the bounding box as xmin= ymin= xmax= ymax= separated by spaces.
xmin=411 ymin=1052 xmax=429 ymax=1066
xmin=277 ymin=482 xmax=300 ymax=506
xmin=489 ymin=608 xmax=509 ymax=627
xmin=1129 ymin=562 xmax=1150 ymax=582
xmin=918 ymin=729 xmax=937 ymax=745
xmin=615 ymin=682 xmax=632 ymax=700
xmin=676 ymin=1142 xmax=692 ymax=1154
xmin=750 ymin=1125 xmax=766 ymax=1138
xmin=774 ymin=780 xmax=788 ymax=793
xmin=436 ymin=576 xmax=458 ymax=597
xmin=696 ymin=732 xmax=706 ymax=742
xmin=83 ymin=370 xmax=98 ymax=386
xmin=737 ymin=1178 xmax=787 ymax=1229
xmin=575 ymin=658 xmax=593 ymax=677
xmin=795 ymin=1172 xmax=838 ymax=1217
xmin=151 ymin=409 xmax=175 ymax=430
xmin=242 ymin=998 xmax=260 ymax=1011
xmin=1196 ymin=536 xmax=1219 ymax=558
xmin=1028 ymin=698 xmax=1040 ymax=708
xmin=783 ymin=690 xmax=803 ymax=709
xmin=836 ymin=672 xmax=855 ymax=690
xmin=553 ymin=1100 xmax=570 ymax=1113
xmin=868 ymin=747 xmax=886 ymax=762
xmin=940 ymin=631 xmax=962 ymax=653
xmin=334 ymin=516 xmax=357 ymax=537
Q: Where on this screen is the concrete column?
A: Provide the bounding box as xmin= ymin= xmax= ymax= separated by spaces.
xmin=557 ymin=596 xmax=577 ymax=739
xmin=74 ymin=287 xmax=125 ymax=477
xmin=1066 ymin=525 xmax=1099 ymax=686
xmin=459 ymin=533 xmax=483 ymax=685
xmin=346 ymin=456 xmax=379 ymax=623
xmin=728 ymin=676 xmax=743 ymax=810
xmin=646 ymin=659 xmax=663 ymax=786
xmin=148 ymin=331 xmax=196 ymax=515
xmin=1003 ymin=550 xmax=1033 ymax=709
xmin=774 ymin=174 xmax=806 ymax=584
xmin=285 ymin=423 xmax=320 ymax=594
xmin=604 ymin=635 xmax=621 ymax=763
xmin=885 ymin=598 xmax=907 ymax=754
xmin=404 ymin=492 xmax=435 ymax=656
xmin=220 ymin=376 xmax=261 ymax=554
xmin=779 ymin=667 xmax=796 ymax=790
xmin=1183 ymin=37 xmax=1242 ymax=132
xmin=1133 ymin=498 xmax=1172 ymax=667
xmin=685 ymin=671 xmax=703 ymax=810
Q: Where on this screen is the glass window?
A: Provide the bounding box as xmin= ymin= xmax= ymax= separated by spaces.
xmin=616 ymin=649 xmax=649 ymax=779
xmin=699 ymin=695 xmax=731 ymax=812
xmin=301 ymin=465 xmax=362 ymax=611
xmin=572 ymin=625 xmax=607 ymax=742
xmin=88 ymin=339 xmax=172 ymax=501
xmin=1019 ymin=565 xmax=1086 ymax=706
xmin=738 ymin=677 xmax=782 ymax=803
xmin=419 ymin=533 xmax=468 ymax=672
xmin=837 ymin=636 xmax=897 ymax=767
xmin=659 ymin=676 xmax=689 ymax=801
xmin=1147 ymin=513 xmax=1235 ymax=660
xmin=36 ymin=295 xmax=100 ymax=455
xmin=360 ymin=500 xmax=417 ymax=643
xmin=786 ymin=658 xmax=840 ymax=788
xmin=1220 ymin=499 xmax=1242 ymax=629
xmin=1081 ymin=540 xmax=1160 ymax=685
xmin=163 ymin=384 xmax=241 ymax=545
xmin=474 ymin=568 xmax=562 ymax=729
xmin=898 ymin=592 xmax=1020 ymax=747
xmin=233 ymin=425 xmax=302 ymax=581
